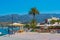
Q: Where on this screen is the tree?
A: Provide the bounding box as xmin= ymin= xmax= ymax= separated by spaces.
xmin=24 ymin=24 xmax=30 ymax=28
xmin=55 ymin=26 xmax=60 ymax=29
xmin=30 ymin=20 xmax=37 ymax=28
xmin=50 ymin=19 xmax=60 ymax=24
xmin=50 ymin=20 xmax=57 ymax=24
xmin=29 ymin=8 xmax=39 ymax=29
xmin=56 ymin=20 xmax=60 ymax=23
xmin=48 ymin=26 xmax=56 ymax=29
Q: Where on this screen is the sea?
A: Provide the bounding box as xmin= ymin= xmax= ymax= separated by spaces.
xmin=0 ymin=27 xmax=20 ymax=36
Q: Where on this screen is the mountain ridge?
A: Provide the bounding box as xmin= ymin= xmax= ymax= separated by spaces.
xmin=0 ymin=14 xmax=60 ymax=23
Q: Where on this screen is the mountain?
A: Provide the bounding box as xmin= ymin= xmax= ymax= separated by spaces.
xmin=0 ymin=14 xmax=32 ymax=23
xmin=0 ymin=14 xmax=60 ymax=23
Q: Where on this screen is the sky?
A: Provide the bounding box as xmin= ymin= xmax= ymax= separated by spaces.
xmin=0 ymin=0 xmax=60 ymax=15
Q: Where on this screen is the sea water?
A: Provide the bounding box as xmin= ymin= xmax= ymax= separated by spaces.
xmin=0 ymin=27 xmax=20 ymax=36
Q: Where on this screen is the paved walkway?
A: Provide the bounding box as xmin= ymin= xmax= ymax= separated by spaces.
xmin=0 ymin=32 xmax=60 ymax=40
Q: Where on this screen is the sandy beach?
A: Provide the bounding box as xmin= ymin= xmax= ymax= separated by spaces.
xmin=0 ymin=32 xmax=60 ymax=40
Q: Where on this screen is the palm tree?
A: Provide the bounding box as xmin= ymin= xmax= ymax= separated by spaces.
xmin=29 ymin=8 xmax=39 ymax=29
xmin=29 ymin=8 xmax=39 ymax=20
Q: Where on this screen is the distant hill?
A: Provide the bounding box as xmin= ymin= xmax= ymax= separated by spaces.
xmin=0 ymin=14 xmax=60 ymax=23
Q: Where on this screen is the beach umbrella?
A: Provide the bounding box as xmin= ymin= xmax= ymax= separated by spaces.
xmin=8 ymin=23 xmax=24 ymax=31
xmin=9 ymin=23 xmax=24 ymax=26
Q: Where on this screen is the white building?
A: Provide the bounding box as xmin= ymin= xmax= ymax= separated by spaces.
xmin=37 ymin=17 xmax=60 ymax=29
xmin=47 ymin=16 xmax=60 ymax=24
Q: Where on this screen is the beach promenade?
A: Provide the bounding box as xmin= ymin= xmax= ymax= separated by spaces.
xmin=0 ymin=32 xmax=60 ymax=40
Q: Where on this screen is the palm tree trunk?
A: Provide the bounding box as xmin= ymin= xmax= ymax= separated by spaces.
xmin=33 ymin=15 xmax=35 ymax=21
xmin=32 ymin=15 xmax=36 ymax=29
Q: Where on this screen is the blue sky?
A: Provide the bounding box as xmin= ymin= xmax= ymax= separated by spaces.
xmin=0 ymin=0 xmax=60 ymax=15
